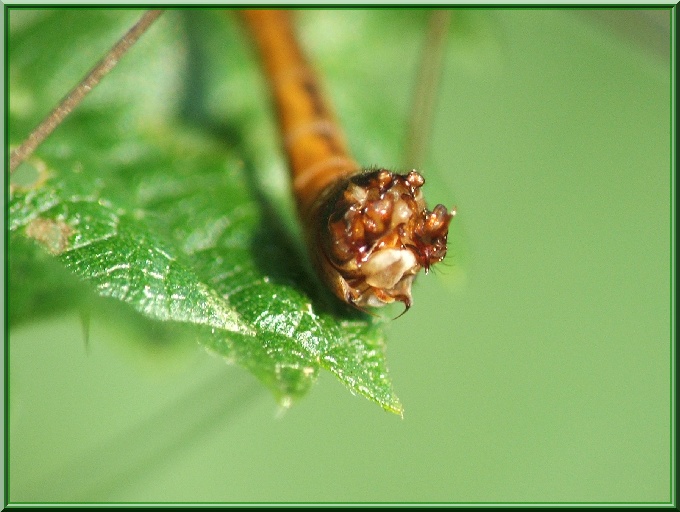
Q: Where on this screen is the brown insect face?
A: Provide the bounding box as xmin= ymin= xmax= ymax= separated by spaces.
xmin=311 ymin=169 xmax=453 ymax=309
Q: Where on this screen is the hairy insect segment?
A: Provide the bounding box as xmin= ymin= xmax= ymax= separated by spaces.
xmin=314 ymin=169 xmax=453 ymax=309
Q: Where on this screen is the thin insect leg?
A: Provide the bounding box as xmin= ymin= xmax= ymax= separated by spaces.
xmin=9 ymin=10 xmax=164 ymax=173
xmin=404 ymin=10 xmax=452 ymax=170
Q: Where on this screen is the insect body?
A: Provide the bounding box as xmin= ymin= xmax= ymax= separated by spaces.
xmin=241 ymin=10 xmax=454 ymax=310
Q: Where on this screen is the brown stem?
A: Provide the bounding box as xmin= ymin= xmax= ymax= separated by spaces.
xmin=9 ymin=9 xmax=164 ymax=173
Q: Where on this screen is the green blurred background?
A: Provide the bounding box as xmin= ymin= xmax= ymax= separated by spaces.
xmin=8 ymin=9 xmax=671 ymax=503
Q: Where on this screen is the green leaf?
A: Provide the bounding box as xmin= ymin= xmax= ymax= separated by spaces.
xmin=9 ymin=10 xmax=404 ymax=414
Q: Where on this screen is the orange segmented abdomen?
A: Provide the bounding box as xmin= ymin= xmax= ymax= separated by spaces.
xmin=240 ymin=10 xmax=361 ymax=217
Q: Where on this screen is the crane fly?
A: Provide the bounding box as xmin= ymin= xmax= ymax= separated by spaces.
xmin=10 ymin=9 xmax=455 ymax=313
xmin=241 ymin=10 xmax=454 ymax=312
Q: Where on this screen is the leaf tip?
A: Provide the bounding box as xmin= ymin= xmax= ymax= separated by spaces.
xmin=383 ymin=399 xmax=404 ymax=417
xmin=275 ymin=396 xmax=294 ymax=418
